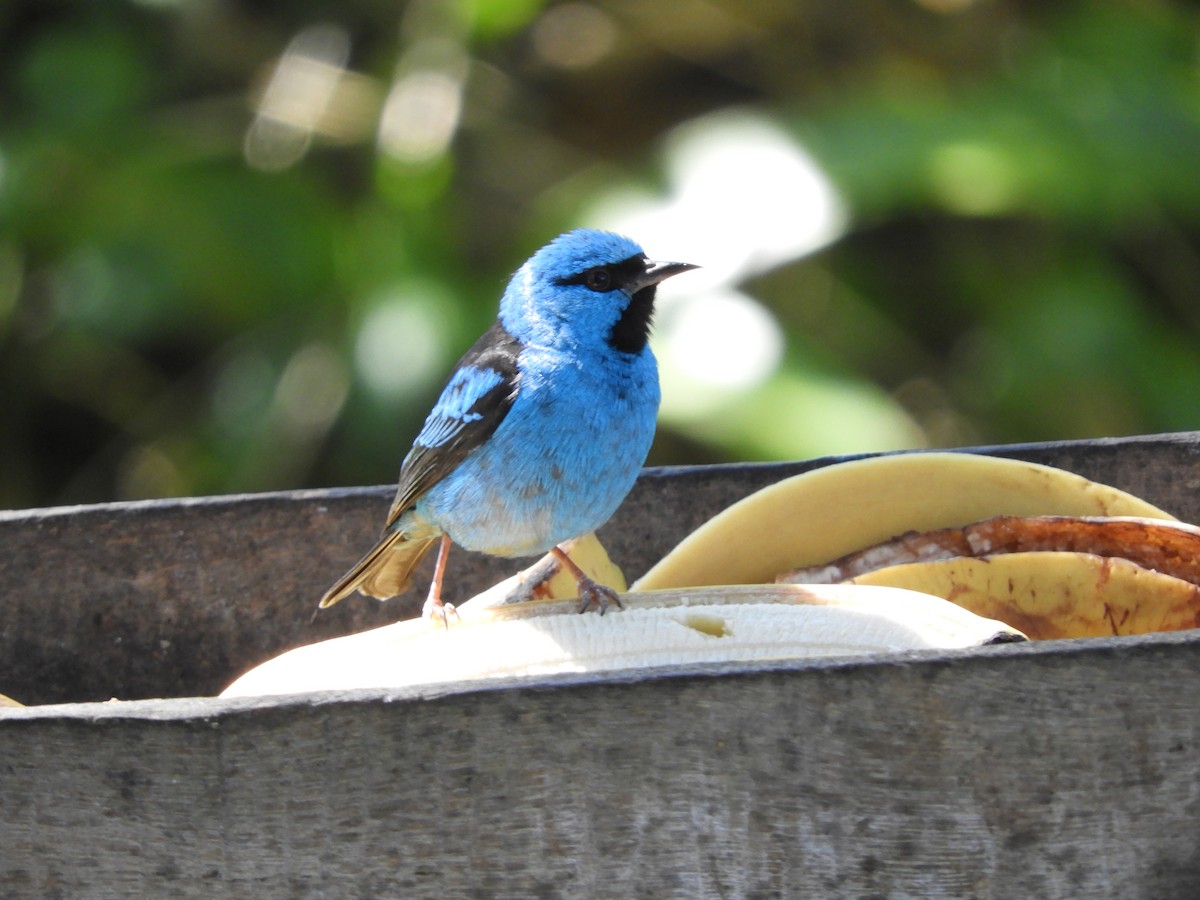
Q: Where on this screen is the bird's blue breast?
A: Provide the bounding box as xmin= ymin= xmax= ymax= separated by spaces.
xmin=415 ymin=342 xmax=659 ymax=557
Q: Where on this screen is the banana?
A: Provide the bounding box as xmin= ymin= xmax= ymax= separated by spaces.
xmin=847 ymin=552 xmax=1200 ymax=640
xmin=633 ymin=453 xmax=1174 ymax=592
xmin=780 ymin=516 xmax=1200 ymax=587
xmin=222 ymin=584 xmax=1024 ymax=697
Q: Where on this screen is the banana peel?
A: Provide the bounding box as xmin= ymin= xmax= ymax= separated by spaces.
xmin=225 ymin=584 xmax=1025 ymax=697
xmin=846 ymin=552 xmax=1200 ymax=640
xmin=631 ymin=452 xmax=1199 ymax=642
xmin=780 ymin=516 xmax=1200 ymax=640
xmin=634 ymin=453 xmax=1174 ymax=592
xmin=780 ymin=516 xmax=1200 ymax=587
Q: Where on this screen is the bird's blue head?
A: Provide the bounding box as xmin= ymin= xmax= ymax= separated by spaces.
xmin=500 ymin=229 xmax=696 ymax=355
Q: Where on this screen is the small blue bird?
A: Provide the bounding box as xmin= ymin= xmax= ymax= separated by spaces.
xmin=319 ymin=229 xmax=696 ymax=620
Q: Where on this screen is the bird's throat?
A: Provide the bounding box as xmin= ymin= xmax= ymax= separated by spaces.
xmin=608 ymin=285 xmax=656 ymax=354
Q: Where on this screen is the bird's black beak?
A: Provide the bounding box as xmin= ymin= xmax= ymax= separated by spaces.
xmin=627 ymin=259 xmax=699 ymax=294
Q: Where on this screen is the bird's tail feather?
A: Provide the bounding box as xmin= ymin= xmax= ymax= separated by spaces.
xmin=318 ymin=531 xmax=439 ymax=609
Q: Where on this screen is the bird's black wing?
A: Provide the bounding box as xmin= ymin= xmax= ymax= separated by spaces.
xmin=383 ymin=319 xmax=522 ymax=530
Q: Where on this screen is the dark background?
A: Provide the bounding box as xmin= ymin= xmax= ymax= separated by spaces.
xmin=3 ymin=0 xmax=1199 ymax=509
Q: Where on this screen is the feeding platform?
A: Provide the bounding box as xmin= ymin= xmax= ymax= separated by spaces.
xmin=3 ymin=433 xmax=1200 ymax=896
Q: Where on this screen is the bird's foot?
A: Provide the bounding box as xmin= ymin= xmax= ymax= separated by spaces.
xmin=575 ymin=578 xmax=623 ymax=615
xmin=548 ymin=545 xmax=624 ymax=615
xmin=422 ymin=596 xmax=460 ymax=629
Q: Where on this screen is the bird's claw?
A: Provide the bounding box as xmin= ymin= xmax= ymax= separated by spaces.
xmin=577 ymin=580 xmax=623 ymax=615
xmin=423 ymin=597 xmax=460 ymax=629
xmin=548 ymin=544 xmax=624 ymax=614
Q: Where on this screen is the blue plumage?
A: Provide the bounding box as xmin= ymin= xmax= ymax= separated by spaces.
xmin=414 ymin=367 xmax=504 ymax=448
xmin=319 ymin=229 xmax=696 ymax=617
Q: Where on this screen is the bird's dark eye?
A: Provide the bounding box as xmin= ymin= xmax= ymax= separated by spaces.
xmin=583 ymin=267 xmax=613 ymax=292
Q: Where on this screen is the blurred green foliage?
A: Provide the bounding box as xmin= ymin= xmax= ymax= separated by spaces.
xmin=2 ymin=0 xmax=1199 ymax=508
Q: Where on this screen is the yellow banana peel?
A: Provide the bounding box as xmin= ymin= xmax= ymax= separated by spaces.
xmin=634 ymin=453 xmax=1174 ymax=592
xmin=848 ymin=551 xmax=1200 ymax=640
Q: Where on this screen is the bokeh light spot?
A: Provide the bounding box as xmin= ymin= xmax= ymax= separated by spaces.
xmin=928 ymin=142 xmax=1019 ymax=215
xmin=354 ymin=287 xmax=452 ymax=399
xmin=378 ymin=66 xmax=464 ymax=163
xmin=595 ymin=111 xmax=848 ymax=286
xmin=245 ymin=24 xmax=351 ymax=171
xmin=275 ymin=343 xmax=349 ymax=435
xmin=655 ymin=288 xmax=784 ymax=418
xmin=532 ymin=3 xmax=618 ymax=69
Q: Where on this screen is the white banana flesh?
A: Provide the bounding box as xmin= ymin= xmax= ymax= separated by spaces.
xmin=222 ymin=584 xmax=1023 ymax=698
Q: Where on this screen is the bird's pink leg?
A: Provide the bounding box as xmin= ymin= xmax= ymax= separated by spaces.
xmin=550 ymin=545 xmax=624 ymax=615
xmin=422 ymin=534 xmax=459 ymax=628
